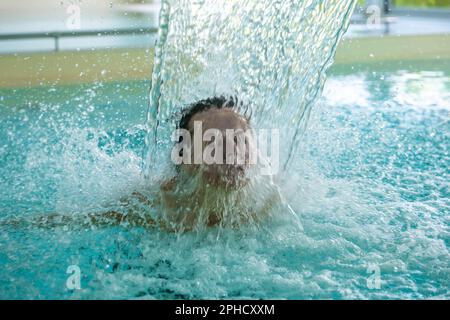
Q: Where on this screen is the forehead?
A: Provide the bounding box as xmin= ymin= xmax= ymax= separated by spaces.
xmin=188 ymin=108 xmax=249 ymax=131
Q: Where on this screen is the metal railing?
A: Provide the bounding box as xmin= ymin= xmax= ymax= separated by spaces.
xmin=0 ymin=27 xmax=158 ymax=52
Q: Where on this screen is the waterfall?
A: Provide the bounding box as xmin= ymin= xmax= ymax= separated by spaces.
xmin=143 ymin=0 xmax=356 ymax=176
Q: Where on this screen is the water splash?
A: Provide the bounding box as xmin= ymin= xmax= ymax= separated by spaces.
xmin=2 ymin=0 xmax=448 ymax=300
xmin=144 ymin=0 xmax=356 ymax=175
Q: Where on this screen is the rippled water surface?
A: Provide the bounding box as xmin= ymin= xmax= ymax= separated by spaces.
xmin=0 ymin=62 xmax=448 ymax=299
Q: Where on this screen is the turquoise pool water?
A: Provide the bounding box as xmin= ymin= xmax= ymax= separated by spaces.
xmin=0 ymin=61 xmax=448 ymax=299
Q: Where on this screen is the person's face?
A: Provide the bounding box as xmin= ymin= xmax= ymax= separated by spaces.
xmin=181 ymin=108 xmax=254 ymax=189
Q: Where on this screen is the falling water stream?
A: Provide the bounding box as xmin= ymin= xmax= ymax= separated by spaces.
xmin=143 ymin=0 xmax=356 ymax=174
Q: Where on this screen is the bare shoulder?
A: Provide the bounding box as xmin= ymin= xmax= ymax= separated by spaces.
xmin=160 ymin=177 xmax=178 ymax=192
xmin=129 ymin=191 xmax=153 ymax=207
xmin=259 ymin=188 xmax=283 ymax=217
xmin=117 ymin=188 xmax=157 ymax=208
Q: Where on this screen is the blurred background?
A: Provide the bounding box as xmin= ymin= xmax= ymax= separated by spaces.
xmin=0 ymin=0 xmax=448 ymax=87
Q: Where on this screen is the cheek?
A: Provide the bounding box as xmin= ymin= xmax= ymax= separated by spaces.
xmin=235 ymin=139 xmax=255 ymax=166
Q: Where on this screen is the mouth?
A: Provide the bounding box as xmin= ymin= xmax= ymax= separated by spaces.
xmin=201 ymin=164 xmax=248 ymax=189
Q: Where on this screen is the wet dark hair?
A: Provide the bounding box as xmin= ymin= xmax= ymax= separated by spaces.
xmin=177 ymin=96 xmax=250 ymax=131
